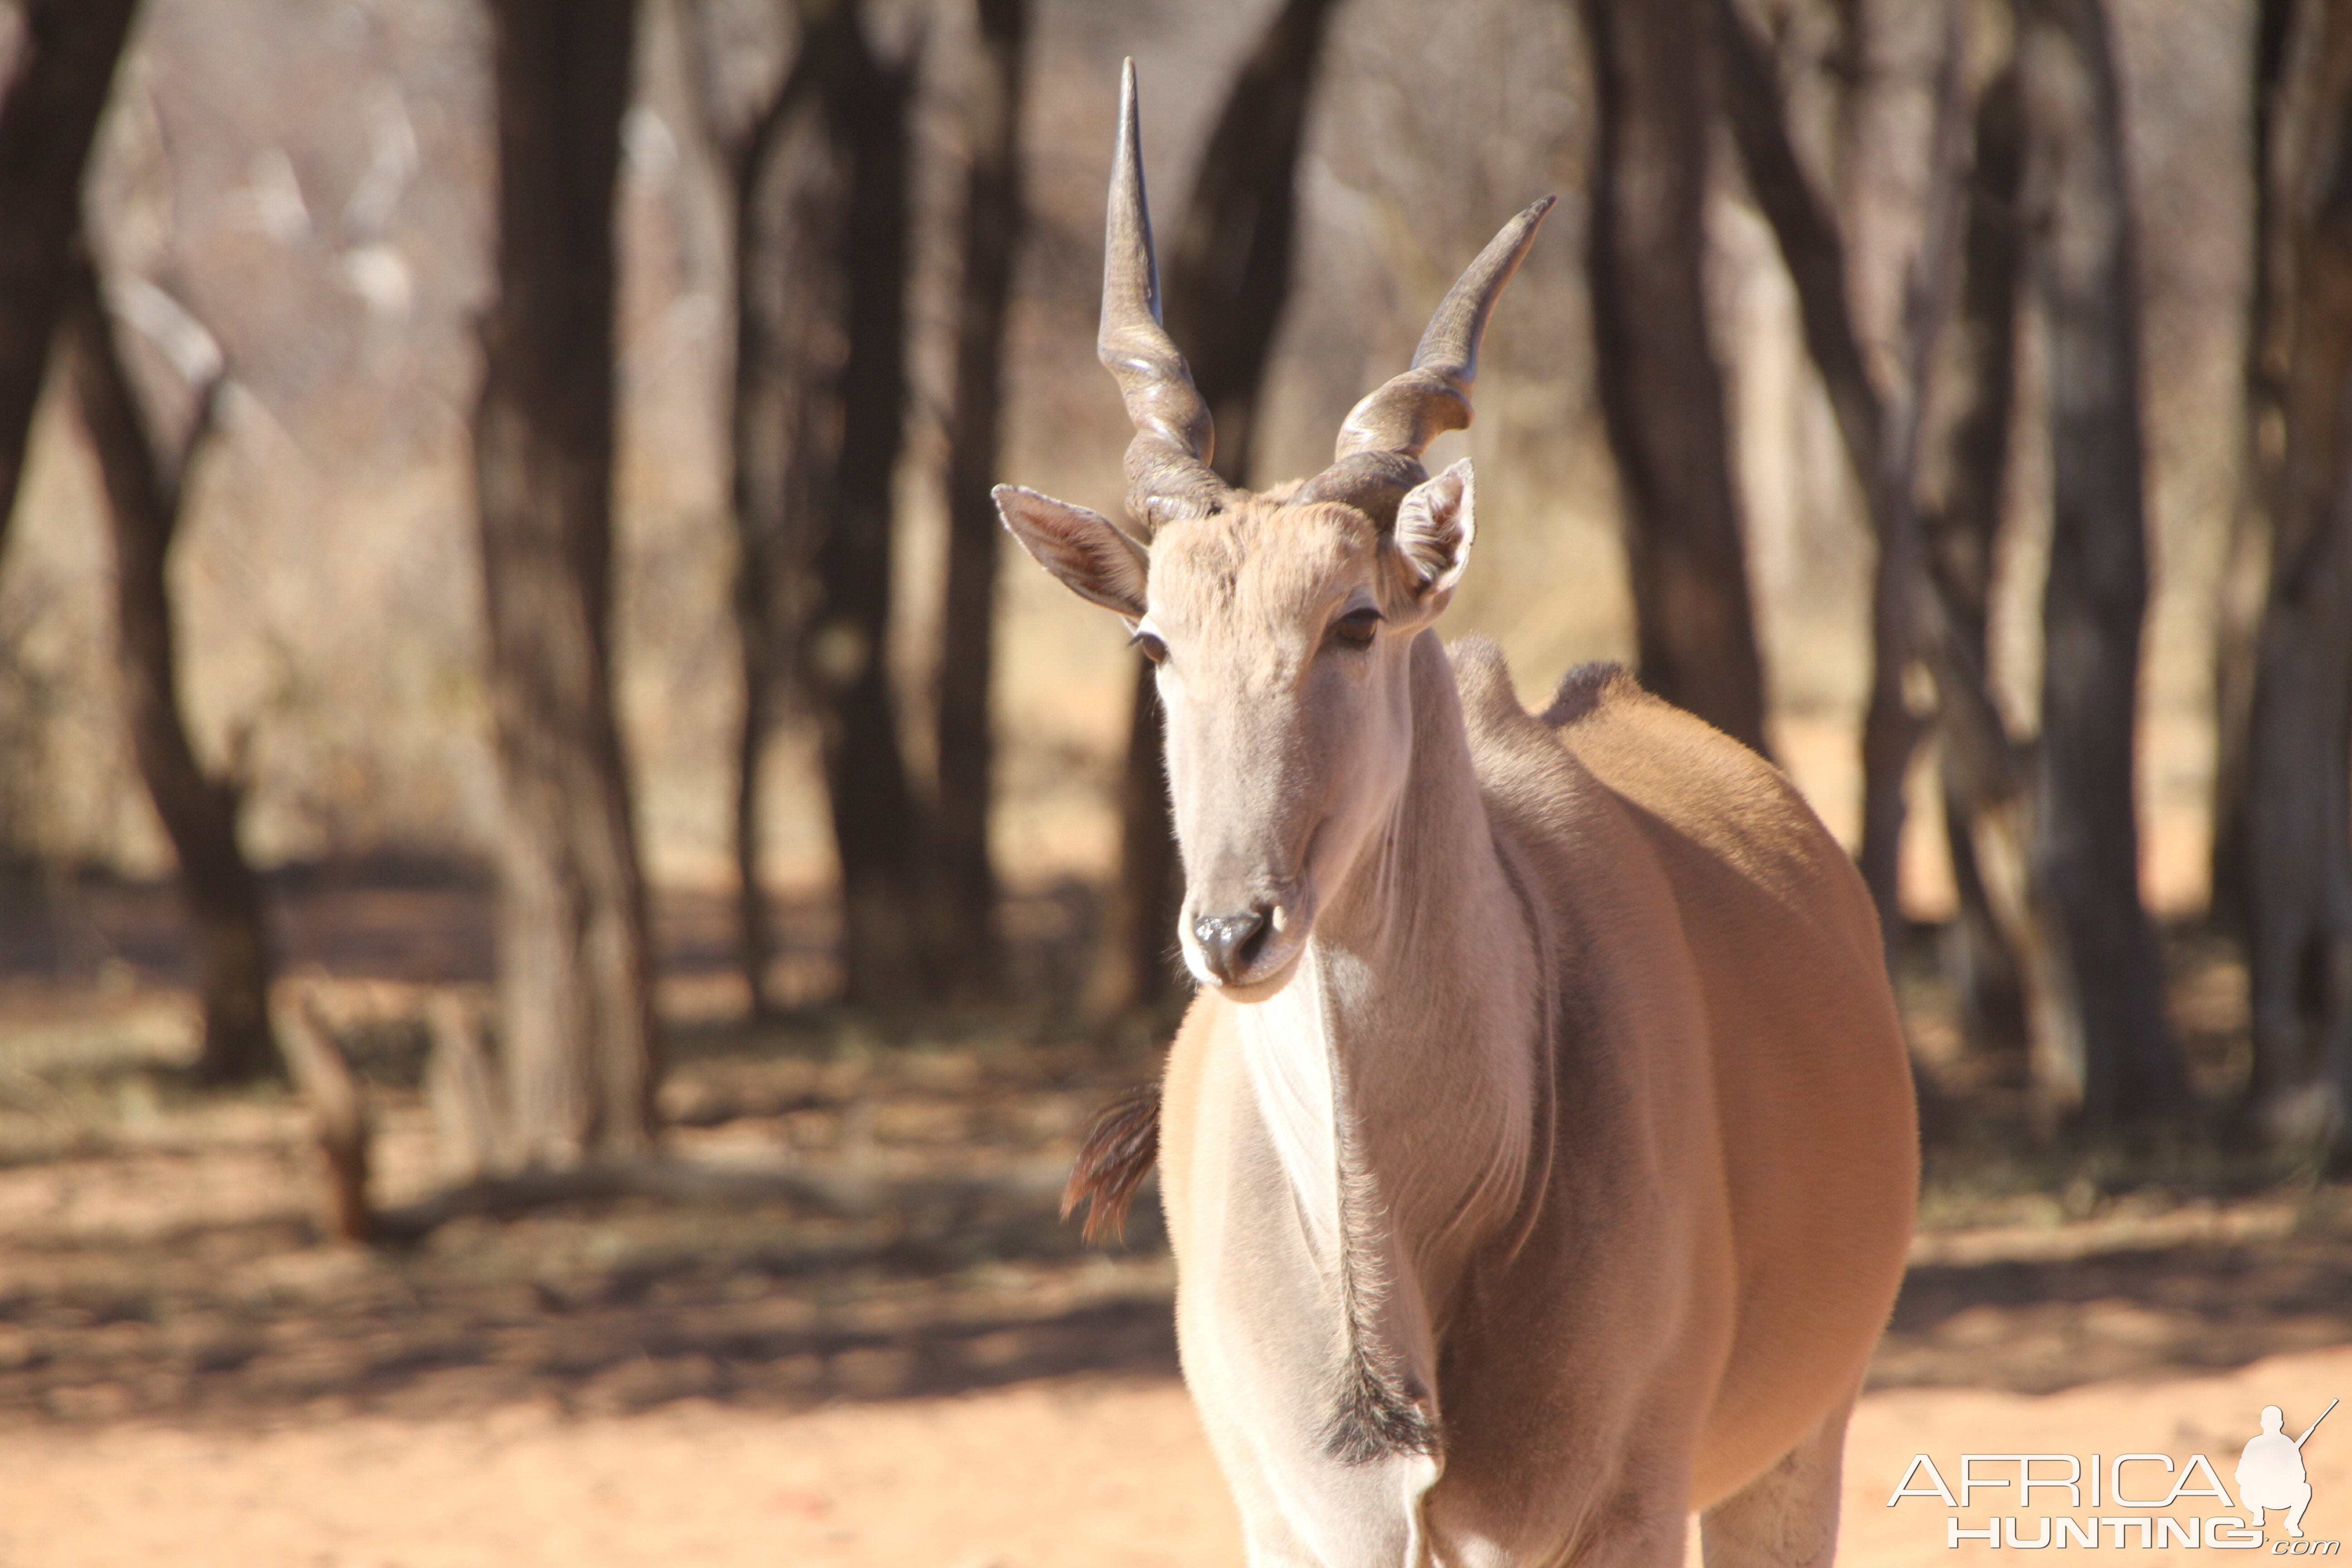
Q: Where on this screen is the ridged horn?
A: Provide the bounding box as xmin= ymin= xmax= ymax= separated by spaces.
xmin=1098 ymin=60 xmax=1231 ymax=536
xmin=1298 ymin=195 xmax=1555 ymax=526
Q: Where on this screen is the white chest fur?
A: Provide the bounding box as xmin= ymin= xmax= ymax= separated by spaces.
xmin=1233 ymin=945 xmax=1345 ymax=1260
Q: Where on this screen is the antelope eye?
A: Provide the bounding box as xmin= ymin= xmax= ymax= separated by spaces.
xmin=1132 ymin=630 xmax=1169 ymax=664
xmin=1332 ymin=608 xmax=1382 ymax=649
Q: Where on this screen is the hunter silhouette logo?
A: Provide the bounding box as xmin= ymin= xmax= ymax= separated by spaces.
xmin=1887 ymin=1395 xmax=2342 ymax=1550
xmin=2243 ymin=1399 xmax=2335 ymax=1540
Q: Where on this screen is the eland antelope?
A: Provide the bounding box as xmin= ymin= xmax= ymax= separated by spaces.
xmin=997 ymin=63 xmax=1918 ymax=1568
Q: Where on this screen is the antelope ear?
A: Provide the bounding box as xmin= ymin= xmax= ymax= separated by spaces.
xmin=995 ymin=485 xmax=1149 ymax=618
xmin=1395 ymin=459 xmax=1475 ymax=600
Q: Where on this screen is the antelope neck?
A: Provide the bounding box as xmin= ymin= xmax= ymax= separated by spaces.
xmin=1235 ymin=630 xmax=1541 ymax=1307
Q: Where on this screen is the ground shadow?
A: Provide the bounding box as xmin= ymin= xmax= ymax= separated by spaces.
xmin=1876 ymin=1225 xmax=2352 ymax=1394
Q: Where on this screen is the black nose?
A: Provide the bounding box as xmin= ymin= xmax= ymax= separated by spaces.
xmin=1193 ymin=907 xmax=1272 ymax=985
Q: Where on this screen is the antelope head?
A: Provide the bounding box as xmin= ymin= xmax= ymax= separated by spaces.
xmin=996 ymin=63 xmax=1550 ymax=1001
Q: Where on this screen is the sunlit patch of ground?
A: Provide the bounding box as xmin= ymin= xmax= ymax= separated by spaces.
xmin=3 ymin=1343 xmax=2346 ymax=1566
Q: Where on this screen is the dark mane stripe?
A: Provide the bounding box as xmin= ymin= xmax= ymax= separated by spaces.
xmin=1322 ymin=1113 xmax=1442 ymax=1463
xmin=1325 ymin=1359 xmax=1441 ymax=1464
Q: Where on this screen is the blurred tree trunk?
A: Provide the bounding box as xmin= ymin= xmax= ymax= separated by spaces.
xmin=1161 ymin=0 xmax=1338 ymax=491
xmin=2243 ymin=0 xmax=2352 ymax=1147
xmin=704 ymin=0 xmax=927 ymax=1013
xmin=724 ymin=88 xmax=789 ymax=1021
xmin=60 ymin=254 xmax=279 ymax=1085
xmin=933 ymin=0 xmax=1029 ymax=1000
xmin=1099 ymin=657 xmax=1175 ymax=1014
xmin=1823 ymin=0 xmax=1868 ymax=210
xmin=2210 ymin=0 xmax=2298 ymax=937
xmin=474 ymin=0 xmax=657 ymax=1162
xmin=1713 ymin=0 xmax=1882 ymax=539
xmin=2016 ymin=0 xmax=2186 ymax=1124
xmin=801 ymin=0 xmax=929 ymax=1006
xmin=1095 ymin=0 xmax=1341 ymax=1014
xmin=0 ymin=0 xmax=137 ymax=538
xmin=1715 ymin=0 xmax=1921 ymax=955
xmin=1921 ymin=61 xmax=2032 ymax=1057
xmin=1581 ymin=0 xmax=1770 ymax=757
xmin=710 ymin=41 xmax=826 ymax=1021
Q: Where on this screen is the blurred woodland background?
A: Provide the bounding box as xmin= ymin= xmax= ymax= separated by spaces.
xmin=4 ymin=0 xmax=2352 ymax=1522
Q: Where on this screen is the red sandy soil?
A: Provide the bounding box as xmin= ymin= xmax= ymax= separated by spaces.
xmin=3 ymin=1345 xmax=2348 ymax=1567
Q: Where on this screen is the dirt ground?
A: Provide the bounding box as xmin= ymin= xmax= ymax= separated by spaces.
xmin=6 ymin=1344 xmax=2349 ymax=1567
xmin=4 ymin=1107 xmax=2348 ymax=1568
xmin=1 ymin=883 xmax=2348 ymax=1566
